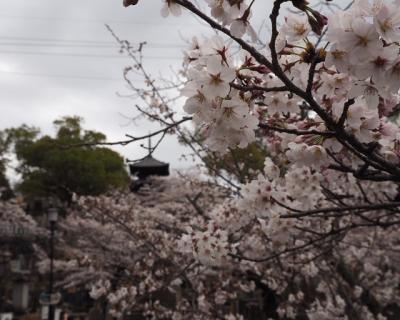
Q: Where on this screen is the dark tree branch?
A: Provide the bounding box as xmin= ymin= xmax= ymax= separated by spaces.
xmin=63 ymin=117 xmax=192 ymax=148
xmin=259 ymin=123 xmax=335 ymax=137
xmin=230 ymin=82 xmax=288 ymax=93
xmin=279 ymin=202 xmax=400 ymax=219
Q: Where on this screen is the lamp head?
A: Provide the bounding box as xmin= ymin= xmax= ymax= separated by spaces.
xmin=48 ymin=207 xmax=58 ymax=223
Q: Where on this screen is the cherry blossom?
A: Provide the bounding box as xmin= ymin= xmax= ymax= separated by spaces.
xmin=373 ymin=2 xmax=400 ymax=42
xmin=160 ymin=0 xmax=181 ymax=17
xmin=281 ymin=14 xmax=311 ymax=42
xmin=197 ymin=55 xmax=236 ymax=98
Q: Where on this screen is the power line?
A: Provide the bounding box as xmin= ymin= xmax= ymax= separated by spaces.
xmin=0 ymin=43 xmax=118 ymax=48
xmin=0 ymin=42 xmax=184 ymax=49
xmin=0 ymin=50 xmax=182 ymax=60
xmin=0 ymin=36 xmax=187 ymax=48
xmin=0 ymin=14 xmax=196 ymax=27
xmin=0 ymin=42 xmax=185 ymax=49
xmin=0 ymin=69 xmax=142 ymax=82
xmin=0 ymin=35 xmax=114 ymax=44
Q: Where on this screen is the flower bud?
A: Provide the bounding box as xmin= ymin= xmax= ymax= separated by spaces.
xmin=306 ymin=8 xmax=328 ymax=35
xmin=123 ymin=0 xmax=139 ymax=7
xmin=292 ymin=0 xmax=309 ymax=11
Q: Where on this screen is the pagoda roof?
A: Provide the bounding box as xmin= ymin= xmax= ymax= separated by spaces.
xmin=128 ymin=155 xmax=170 ymax=178
xmin=129 ymin=155 xmax=168 ymax=168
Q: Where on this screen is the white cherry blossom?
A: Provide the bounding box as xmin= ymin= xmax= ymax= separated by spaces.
xmin=373 ymin=2 xmax=400 ymax=42
xmin=281 ymin=14 xmax=311 ymax=42
xmin=339 ymin=17 xmax=382 ymax=64
xmin=160 ymin=0 xmax=182 ymax=17
xmin=197 ymin=55 xmax=236 ymax=98
xmin=354 ymin=45 xmax=398 ymax=84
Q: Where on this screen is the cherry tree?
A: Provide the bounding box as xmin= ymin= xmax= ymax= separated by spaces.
xmin=104 ymin=0 xmax=400 ymax=318
xmin=0 ymin=198 xmax=46 ymax=252
xmin=53 ymin=176 xmax=250 ymax=319
xmin=0 ymin=198 xmax=48 ymax=312
xmin=37 ymin=0 xmax=400 ymax=318
xmin=47 ymin=175 xmax=400 ymax=319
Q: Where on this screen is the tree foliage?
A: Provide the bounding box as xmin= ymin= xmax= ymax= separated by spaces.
xmin=0 ymin=131 xmax=14 ymax=200
xmin=5 ymin=116 xmax=129 ymax=201
xmin=203 ymin=141 xmax=267 ymax=183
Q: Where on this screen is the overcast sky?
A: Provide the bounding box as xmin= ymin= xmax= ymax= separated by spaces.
xmin=0 ymin=0 xmax=345 ymax=174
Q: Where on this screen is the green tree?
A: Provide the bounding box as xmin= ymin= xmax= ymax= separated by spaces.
xmin=0 ymin=130 xmax=14 ymax=200
xmin=7 ymin=116 xmax=129 ymax=201
xmin=203 ymin=141 xmax=267 ymax=184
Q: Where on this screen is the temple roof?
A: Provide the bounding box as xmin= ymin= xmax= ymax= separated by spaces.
xmin=128 ymin=155 xmax=169 ymax=178
xmin=129 ymin=155 xmax=169 ymax=168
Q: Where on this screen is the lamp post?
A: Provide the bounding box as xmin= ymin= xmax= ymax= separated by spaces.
xmin=0 ymin=249 xmax=11 ymax=312
xmin=48 ymin=207 xmax=58 ymax=320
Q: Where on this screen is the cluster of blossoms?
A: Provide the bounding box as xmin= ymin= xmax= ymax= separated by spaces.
xmin=188 ymin=166 xmax=400 ymax=319
xmin=0 ymin=199 xmax=45 ymax=239
xmin=179 ymin=221 xmax=231 ymax=266
xmin=130 ymin=0 xmax=400 ymax=318
xmin=160 ymin=0 xmax=258 ymax=39
xmin=322 ymin=0 xmax=400 ymax=148
xmin=172 ymin=0 xmax=400 ymax=168
xmin=52 ymin=176 xmax=257 ymax=319
xmin=182 ymin=37 xmax=259 ymax=153
xmin=87 ymin=0 xmax=400 ymax=318
xmin=204 ymin=0 xmax=257 ymax=40
xmin=3 ymin=172 xmax=400 ymax=319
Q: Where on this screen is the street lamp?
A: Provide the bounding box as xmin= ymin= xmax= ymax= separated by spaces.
xmin=47 ymin=207 xmax=58 ymax=320
xmin=0 ymin=249 xmax=12 ymax=312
